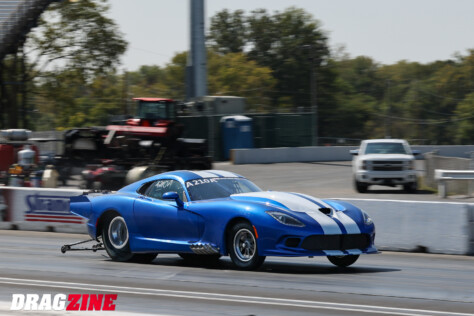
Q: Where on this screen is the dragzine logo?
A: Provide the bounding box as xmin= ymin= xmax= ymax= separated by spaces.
xmin=10 ymin=294 xmax=117 ymax=311
xmin=25 ymin=194 xmax=70 ymax=215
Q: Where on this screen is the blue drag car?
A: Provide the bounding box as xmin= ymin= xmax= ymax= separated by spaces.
xmin=70 ymin=170 xmax=377 ymax=270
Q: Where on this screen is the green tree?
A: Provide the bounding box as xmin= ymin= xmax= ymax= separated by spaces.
xmin=455 ymin=93 xmax=474 ymax=144
xmin=207 ymin=50 xmax=275 ymax=112
xmin=208 ymin=7 xmax=332 ymax=110
xmin=247 ymin=7 xmax=331 ymax=110
xmin=126 ymin=53 xmax=187 ymax=100
xmin=127 ymin=65 xmax=169 ymax=98
xmin=124 ymin=50 xmax=275 ymax=112
xmin=33 ymin=69 xmax=124 ymax=129
xmin=329 ymin=55 xmax=381 ymax=139
xmin=208 ymin=9 xmax=247 ymax=54
xmin=27 ymin=0 xmax=127 ymax=79
xmin=25 ymin=0 xmax=127 ymax=129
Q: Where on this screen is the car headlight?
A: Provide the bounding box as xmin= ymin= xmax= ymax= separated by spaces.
xmin=363 ymin=212 xmax=373 ymax=225
xmin=266 ymin=211 xmax=305 ymax=227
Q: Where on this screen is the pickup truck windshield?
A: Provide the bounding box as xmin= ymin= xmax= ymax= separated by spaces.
xmin=364 ymin=142 xmax=408 ymax=155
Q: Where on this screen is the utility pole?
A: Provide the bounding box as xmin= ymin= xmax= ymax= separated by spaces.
xmin=186 ymin=0 xmax=207 ymax=100
xmin=0 ymin=62 xmax=4 ymax=128
xmin=311 ymin=57 xmax=318 ymax=146
xmin=303 ymin=45 xmax=318 ymax=146
xmin=21 ymin=47 xmax=27 ymax=129
xmin=385 ymin=79 xmax=391 ymax=138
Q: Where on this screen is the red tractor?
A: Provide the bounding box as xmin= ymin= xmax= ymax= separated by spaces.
xmin=0 ymin=129 xmax=41 ymax=186
xmin=61 ymin=98 xmax=211 ymax=190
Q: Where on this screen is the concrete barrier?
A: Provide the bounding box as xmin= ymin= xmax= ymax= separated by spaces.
xmin=0 ymin=186 xmax=86 ymax=233
xmin=232 ymin=145 xmax=474 ymax=164
xmin=336 ymin=198 xmax=474 ymax=255
xmin=232 ymin=146 xmax=358 ymax=164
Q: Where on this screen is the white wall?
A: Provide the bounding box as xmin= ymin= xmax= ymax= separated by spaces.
xmin=232 ymin=145 xmax=474 ymax=164
xmin=336 ymin=198 xmax=474 ymax=255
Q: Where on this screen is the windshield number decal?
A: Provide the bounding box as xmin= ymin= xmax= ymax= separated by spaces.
xmin=186 ymin=178 xmax=217 ymax=188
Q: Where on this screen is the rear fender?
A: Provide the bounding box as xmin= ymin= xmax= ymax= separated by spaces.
xmin=69 ymin=195 xmax=92 ymax=219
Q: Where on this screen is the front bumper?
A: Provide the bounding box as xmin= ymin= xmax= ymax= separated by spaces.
xmin=355 ymin=170 xmax=416 ymax=185
xmin=256 ymin=223 xmax=377 ymax=257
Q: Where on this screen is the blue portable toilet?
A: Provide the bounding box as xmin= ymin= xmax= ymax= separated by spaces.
xmin=220 ymin=115 xmax=254 ymax=160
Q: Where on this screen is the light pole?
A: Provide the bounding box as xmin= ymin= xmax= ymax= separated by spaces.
xmin=303 ymin=45 xmax=318 ymax=146
xmin=385 ymin=79 xmax=391 ymax=138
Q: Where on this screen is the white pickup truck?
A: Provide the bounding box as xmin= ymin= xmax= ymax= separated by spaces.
xmin=351 ymin=139 xmax=419 ymax=193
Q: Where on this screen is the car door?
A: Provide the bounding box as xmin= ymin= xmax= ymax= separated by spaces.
xmin=133 ymin=179 xmax=201 ymax=245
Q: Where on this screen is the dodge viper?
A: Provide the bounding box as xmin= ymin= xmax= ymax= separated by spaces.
xmin=70 ymin=170 xmax=377 ymax=270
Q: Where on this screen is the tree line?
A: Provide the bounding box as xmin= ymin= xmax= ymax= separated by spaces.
xmin=1 ymin=1 xmax=473 ymax=145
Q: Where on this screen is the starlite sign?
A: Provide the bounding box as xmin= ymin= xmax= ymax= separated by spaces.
xmin=24 ymin=194 xmax=84 ymax=224
xmin=26 ymin=194 xmax=70 ymax=215
xmin=0 ymin=187 xmax=85 ymax=225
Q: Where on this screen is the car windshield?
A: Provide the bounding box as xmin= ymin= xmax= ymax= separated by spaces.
xmin=185 ymin=178 xmax=261 ymax=201
xmin=364 ymin=142 xmax=408 ymax=154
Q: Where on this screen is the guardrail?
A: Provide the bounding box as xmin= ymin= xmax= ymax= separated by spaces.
xmin=434 ymin=169 xmax=474 ymax=198
xmin=0 ymin=187 xmax=473 ymax=255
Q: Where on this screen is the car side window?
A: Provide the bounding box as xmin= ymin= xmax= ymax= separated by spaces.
xmin=144 ymin=179 xmax=187 ymax=201
xmin=137 ymin=182 xmax=153 ymax=195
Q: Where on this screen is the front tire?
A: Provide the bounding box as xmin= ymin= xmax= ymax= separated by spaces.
xmin=403 ymin=181 xmax=417 ymax=193
xmin=327 ymin=255 xmax=359 ymax=267
xmin=354 ymin=180 xmax=368 ymax=193
xmin=228 ymin=222 xmax=265 ymax=270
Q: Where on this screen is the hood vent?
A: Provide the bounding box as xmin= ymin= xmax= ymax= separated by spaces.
xmin=319 ymin=207 xmax=332 ymax=215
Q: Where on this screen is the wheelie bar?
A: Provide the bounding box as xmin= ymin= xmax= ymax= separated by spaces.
xmin=61 ymin=237 xmax=104 ymax=253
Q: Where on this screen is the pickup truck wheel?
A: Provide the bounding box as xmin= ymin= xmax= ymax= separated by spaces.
xmin=403 ymin=181 xmax=418 ymax=193
xmin=354 ymin=180 xmax=368 ymax=193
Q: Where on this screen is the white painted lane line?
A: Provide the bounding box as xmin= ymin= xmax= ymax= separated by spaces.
xmin=0 ymin=301 xmax=174 ymax=316
xmin=0 ymin=277 xmax=471 ymax=316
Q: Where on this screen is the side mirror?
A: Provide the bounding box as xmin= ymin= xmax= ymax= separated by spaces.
xmin=162 ymin=191 xmax=184 ymax=209
xmin=412 ymin=150 xmax=421 ymax=156
xmin=350 ymin=149 xmax=359 ymax=156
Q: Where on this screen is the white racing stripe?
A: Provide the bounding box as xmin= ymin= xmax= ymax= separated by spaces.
xmin=305 ymin=211 xmax=341 ymax=234
xmin=191 ymin=171 xmax=218 ymax=178
xmin=269 ymin=191 xmax=361 ymax=234
xmin=234 ymin=191 xmax=342 ymax=234
xmin=208 ymin=170 xmax=239 ymax=178
xmin=0 ymin=277 xmax=471 ymax=316
xmin=333 ymin=212 xmax=361 ymax=234
xmin=295 ymin=192 xmax=334 ymax=210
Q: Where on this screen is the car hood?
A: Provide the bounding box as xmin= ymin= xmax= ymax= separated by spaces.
xmin=359 ymin=154 xmax=414 ymax=160
xmin=230 ymin=191 xmax=362 ymax=234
